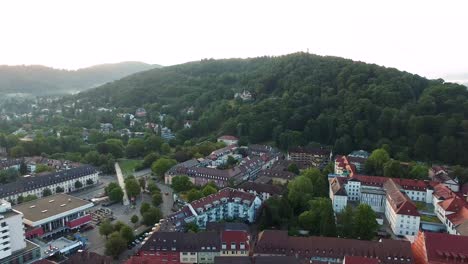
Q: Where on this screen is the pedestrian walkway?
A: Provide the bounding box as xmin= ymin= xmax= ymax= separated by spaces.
xmin=115 ymin=162 xmax=130 ymax=206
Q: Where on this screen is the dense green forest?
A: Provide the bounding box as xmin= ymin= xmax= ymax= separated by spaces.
xmin=0 ymin=62 xmax=159 ymax=95
xmin=75 ymin=53 xmax=468 ymax=165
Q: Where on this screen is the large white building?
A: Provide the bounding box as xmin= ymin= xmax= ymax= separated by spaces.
xmin=0 ymin=166 xmax=98 ymax=203
xmin=0 ymin=200 xmax=41 ymax=264
xmin=383 ymin=179 xmax=421 ymax=237
xmin=168 ymin=188 xmax=262 ymax=230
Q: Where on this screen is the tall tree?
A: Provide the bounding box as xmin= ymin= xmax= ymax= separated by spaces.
xmin=353 ymin=204 xmax=378 ymax=240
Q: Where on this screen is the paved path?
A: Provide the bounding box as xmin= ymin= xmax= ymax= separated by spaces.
xmin=115 ymin=163 xmax=130 ymax=206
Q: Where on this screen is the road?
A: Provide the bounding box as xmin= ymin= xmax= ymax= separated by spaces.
xmin=115 ymin=162 xmax=130 ymax=206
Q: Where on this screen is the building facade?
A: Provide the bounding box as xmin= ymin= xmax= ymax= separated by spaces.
xmin=0 ymin=200 xmax=41 ymax=264
xmin=167 ymin=188 xmax=262 ymax=230
xmin=0 ymin=166 xmax=98 ymax=203
xmin=287 ymin=147 xmax=331 ymax=169
xmin=13 ymin=194 xmax=94 ymax=239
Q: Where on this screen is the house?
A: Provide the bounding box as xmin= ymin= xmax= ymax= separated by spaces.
xmin=237 ymin=182 xmax=283 ymax=201
xmin=383 ymin=179 xmax=421 ymax=237
xmin=220 ymin=230 xmax=250 ymax=257
xmin=131 ymin=231 xmax=220 ymax=264
xmin=13 ymin=194 xmax=94 ymax=239
xmin=428 ymin=166 xmax=459 ymax=192
xmin=411 ymin=231 xmax=468 ymax=264
xmin=184 ymin=120 xmax=193 ymax=129
xmin=287 ymin=146 xmax=331 ymax=169
xmin=99 ymin=123 xmax=113 ymax=133
xmin=135 ymin=108 xmax=147 ymax=118
xmin=167 ymin=188 xmax=262 ymax=230
xmin=256 ymin=169 xmax=296 ymax=185
xmin=186 ymin=107 xmax=195 ymax=115
xmin=0 ymin=199 xmax=41 ymax=263
xmin=434 ymin=193 xmax=468 ymax=236
xmin=217 ymin=136 xmax=239 ymax=146
xmin=254 ymin=230 xmax=414 ymax=264
xmin=234 ymin=90 xmax=252 ymax=101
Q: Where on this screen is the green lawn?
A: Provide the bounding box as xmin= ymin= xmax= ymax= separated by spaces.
xmin=118 ymin=159 xmax=142 ymax=177
xmin=414 ymin=201 xmax=433 ymax=212
xmin=420 ymin=214 xmax=441 ymax=223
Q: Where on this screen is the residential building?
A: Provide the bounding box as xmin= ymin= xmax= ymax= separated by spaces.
xmin=287 ymin=147 xmax=331 ymax=169
xmin=0 ymin=200 xmax=41 ymax=264
xmin=428 ymin=166 xmax=459 ymax=192
xmin=383 ymin=179 xmax=421 ymax=237
xmin=217 ymin=136 xmax=239 ymax=146
xmin=99 ymin=123 xmax=113 ymax=133
xmin=129 ymin=231 xmax=220 ymax=264
xmin=167 ymin=188 xmax=262 ymax=230
xmin=135 ymin=108 xmax=147 ymax=118
xmin=433 ymin=189 xmax=468 ymax=236
xmin=234 ymin=90 xmax=252 ymax=101
xmin=166 ymin=145 xmax=278 ymax=188
xmin=0 ymin=166 xmax=98 ymax=203
xmin=13 ymin=194 xmax=93 ymax=239
xmin=214 ymin=256 xmax=302 ymax=264
xmin=256 ymin=169 xmax=296 ymax=185
xmin=255 ymin=230 xmax=414 ymax=264
xmin=348 ymin=150 xmax=370 ymax=159
xmin=412 ymin=231 xmax=468 ymax=264
xmin=238 ymin=182 xmax=283 ymax=201
xmin=220 ymin=230 xmax=250 ymax=257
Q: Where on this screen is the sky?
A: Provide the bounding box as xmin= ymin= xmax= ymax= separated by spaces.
xmin=0 ymin=0 xmax=467 ymax=80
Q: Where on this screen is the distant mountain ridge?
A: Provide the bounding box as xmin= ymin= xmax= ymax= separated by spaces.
xmin=0 ymin=61 xmax=160 ymax=95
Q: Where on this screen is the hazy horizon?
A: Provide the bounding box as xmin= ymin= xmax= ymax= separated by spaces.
xmin=1 ymin=0 xmax=467 ymax=80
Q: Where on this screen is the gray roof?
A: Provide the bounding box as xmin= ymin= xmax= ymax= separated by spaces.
xmin=13 ymin=193 xmax=93 ymax=222
xmin=0 ymin=165 xmax=97 ymax=198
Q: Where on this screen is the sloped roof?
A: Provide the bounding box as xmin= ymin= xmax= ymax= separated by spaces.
xmin=330 ymin=177 xmax=347 ymax=196
xmin=255 ymin=230 xmax=413 ymax=264
xmin=415 ymin=232 xmax=468 ymax=263
xmin=383 ymin=179 xmax=419 ymax=216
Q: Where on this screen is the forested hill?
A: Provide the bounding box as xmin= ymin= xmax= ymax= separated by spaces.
xmin=0 ymin=62 xmax=159 ymax=96
xmin=77 ymin=53 xmax=468 ymax=165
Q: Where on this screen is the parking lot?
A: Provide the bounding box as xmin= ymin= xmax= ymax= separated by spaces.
xmin=70 ymin=171 xmax=175 ymax=260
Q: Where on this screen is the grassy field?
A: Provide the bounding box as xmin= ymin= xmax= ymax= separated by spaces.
xmin=420 ymin=214 xmax=441 ymax=223
xmin=118 ymin=159 xmax=142 ymax=177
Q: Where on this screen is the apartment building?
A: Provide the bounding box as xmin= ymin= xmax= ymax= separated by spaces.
xmin=0 ymin=166 xmax=98 ymax=203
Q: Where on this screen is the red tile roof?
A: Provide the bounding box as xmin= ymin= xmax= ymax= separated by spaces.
xmin=412 ymin=231 xmax=468 ymax=264
xmin=344 ymin=256 xmax=380 ymax=264
xmin=221 ymin=230 xmax=250 ymax=251
xmin=353 ymin=174 xmax=438 ymax=191
xmin=432 ymin=183 xmax=454 ymax=200
xmin=384 ymin=179 xmax=419 ymax=216
xmin=255 ymin=230 xmax=413 ymax=264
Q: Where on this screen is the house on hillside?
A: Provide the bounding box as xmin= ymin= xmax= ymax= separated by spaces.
xmin=217 ymin=135 xmax=239 ymax=146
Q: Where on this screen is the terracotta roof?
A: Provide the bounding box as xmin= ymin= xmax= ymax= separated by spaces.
xmin=433 ymin=183 xmax=454 ymax=200
xmin=344 ymin=256 xmax=380 ymax=264
xmin=221 ymin=230 xmax=250 ymax=251
xmin=330 ymin=177 xmax=347 ymax=196
xmin=413 ymin=231 xmax=468 ymax=264
xmin=383 ymin=179 xmax=419 ymax=216
xmin=255 ymin=230 xmax=413 ymax=264
xmin=439 ymin=195 xmax=467 ymax=213
xmin=214 ymin=256 xmax=302 ymax=264
xmin=352 ymin=174 xmax=438 ymax=191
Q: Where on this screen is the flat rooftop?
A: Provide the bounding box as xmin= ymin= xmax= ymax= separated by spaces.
xmin=13 ymin=193 xmax=93 ymax=223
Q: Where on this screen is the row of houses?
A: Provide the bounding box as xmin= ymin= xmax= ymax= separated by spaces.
xmin=167 ymin=188 xmax=262 ymax=230
xmin=0 ymin=165 xmax=99 ymax=203
xmin=165 ymin=145 xmax=280 ymax=188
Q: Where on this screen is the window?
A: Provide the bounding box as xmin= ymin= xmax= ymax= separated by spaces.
xmin=0 ymin=222 xmax=6 ymax=227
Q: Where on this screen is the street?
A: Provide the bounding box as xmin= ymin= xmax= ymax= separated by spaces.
xmin=73 ymin=169 xmax=174 ymax=259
